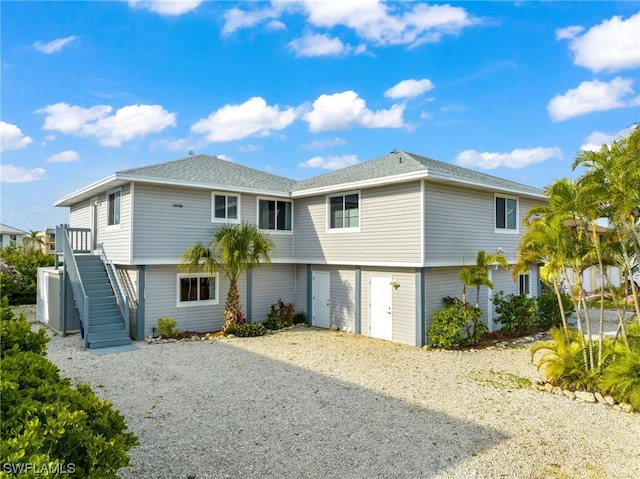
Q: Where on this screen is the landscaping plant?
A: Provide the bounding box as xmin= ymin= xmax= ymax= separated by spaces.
xmin=156 ymin=316 xmax=180 ymax=339
xmin=428 ymin=298 xmax=484 ymax=348
xmin=493 ymin=291 xmax=536 ymax=337
xmin=223 ymin=322 xmax=267 ymax=337
xmin=264 ymin=299 xmax=296 ymax=330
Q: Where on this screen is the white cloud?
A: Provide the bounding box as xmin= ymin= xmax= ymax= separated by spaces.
xmin=289 ymin=33 xmax=355 ymax=57
xmin=298 ymin=154 xmax=359 ymax=170
xmin=302 ymin=137 xmax=347 ymax=150
xmin=33 ymin=36 xmax=77 ymax=54
xmin=580 ymin=127 xmax=635 ymax=152
xmin=36 ymin=102 xmax=176 ymax=146
xmin=385 ymin=78 xmax=434 ymax=99
xmin=128 ymin=0 xmax=202 ymax=15
xmin=191 ymin=97 xmax=297 ymax=142
xmin=558 ymin=12 xmax=640 ymax=72
xmin=547 ymin=77 xmax=636 ymax=122
xmin=223 ymin=1 xmax=478 ymax=49
xmin=304 ymin=91 xmax=405 ymax=132
xmin=0 ymin=121 xmax=33 ymax=152
xmin=46 ymin=150 xmax=80 ymax=163
xmin=0 ymin=164 xmax=46 ymax=183
xmin=454 ymin=147 xmax=563 ymax=169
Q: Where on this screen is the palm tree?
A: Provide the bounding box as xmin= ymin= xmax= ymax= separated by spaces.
xmin=24 ymin=230 xmax=44 ymax=253
xmin=459 ymin=250 xmax=508 ymax=308
xmin=181 ymin=222 xmax=275 ymax=330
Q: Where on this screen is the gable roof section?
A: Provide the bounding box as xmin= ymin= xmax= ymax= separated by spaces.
xmin=291 ymin=151 xmax=545 ymax=198
xmin=0 ymin=223 xmax=28 ymax=235
xmin=55 ymin=154 xmax=296 ymax=206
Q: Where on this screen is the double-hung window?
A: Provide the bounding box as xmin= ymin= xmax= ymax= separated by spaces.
xmin=177 ymin=273 xmax=218 ymax=307
xmin=328 ymin=192 xmax=359 ymax=230
xmin=495 ymin=194 xmax=517 ymax=232
xmin=258 ymin=198 xmax=292 ymax=232
xmin=107 ymin=188 xmax=121 ymax=227
xmin=212 ymin=192 xmax=239 ymax=223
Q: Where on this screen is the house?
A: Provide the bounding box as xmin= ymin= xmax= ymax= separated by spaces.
xmin=47 ymin=151 xmax=547 ymax=349
xmin=36 ymin=227 xmax=56 ymax=255
xmin=0 ymin=223 xmax=27 ymax=249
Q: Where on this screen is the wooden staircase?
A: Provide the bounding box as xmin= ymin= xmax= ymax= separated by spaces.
xmin=75 ymin=255 xmax=131 ymax=349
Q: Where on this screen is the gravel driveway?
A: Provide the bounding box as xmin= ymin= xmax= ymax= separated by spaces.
xmin=39 ymin=322 xmax=639 ymax=479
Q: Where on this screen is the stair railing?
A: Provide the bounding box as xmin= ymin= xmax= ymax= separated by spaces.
xmin=99 ymin=248 xmax=130 ymax=336
xmin=57 ymin=225 xmax=90 ymax=348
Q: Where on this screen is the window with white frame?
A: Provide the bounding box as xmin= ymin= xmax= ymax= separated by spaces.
xmin=495 ymin=194 xmax=517 ymax=232
xmin=212 ymin=192 xmax=239 ymax=222
xmin=107 ymin=188 xmax=121 ymax=226
xmin=328 ymin=192 xmax=359 ymax=230
xmin=177 ymin=273 xmax=218 ymax=307
xmin=519 ymin=273 xmax=531 ymax=296
xmin=258 ymin=198 xmax=292 ymax=231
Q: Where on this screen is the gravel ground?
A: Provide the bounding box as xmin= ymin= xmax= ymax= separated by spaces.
xmin=18 ymin=306 xmax=640 ymax=479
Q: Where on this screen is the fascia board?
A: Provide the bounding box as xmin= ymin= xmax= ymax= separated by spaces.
xmin=427 ymin=171 xmax=546 ymax=199
xmin=54 ymin=174 xmax=120 ymax=207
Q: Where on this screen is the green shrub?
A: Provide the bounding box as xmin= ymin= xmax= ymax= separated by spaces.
xmin=223 ymin=322 xmax=267 ymax=337
xmin=493 ymin=291 xmax=535 ymax=337
xmin=293 ymin=311 xmax=307 ymax=325
xmin=0 ymin=245 xmax=54 ymax=305
xmin=536 ymin=292 xmax=575 ymax=328
xmin=1 ymin=297 xmax=48 ymax=357
xmin=264 ymin=299 xmax=295 ymax=330
xmin=1 ymin=300 xmax=138 ymax=477
xmin=156 ymin=316 xmax=180 ymax=339
xmin=428 ymin=300 xmax=484 ymax=348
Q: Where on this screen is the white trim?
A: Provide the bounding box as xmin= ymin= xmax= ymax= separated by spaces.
xmin=176 ymin=272 xmax=219 ymax=308
xmin=428 ymin=172 xmax=546 ymax=200
xmin=211 ymin=191 xmax=241 ymax=224
xmin=420 ymin=180 xmax=425 ymax=266
xmin=326 ymin=190 xmax=361 ymax=233
xmin=129 ymin=183 xmax=135 ymax=264
xmin=256 ymin=196 xmax=294 ymax=234
xmin=518 ymin=271 xmax=532 ymax=298
xmin=293 ymin=258 xmax=423 ymax=268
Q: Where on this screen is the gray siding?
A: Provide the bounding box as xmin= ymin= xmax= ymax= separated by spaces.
xmin=143 ymin=264 xmax=247 ymax=337
xmin=361 ymin=267 xmax=416 ymax=346
xmin=116 ymin=266 xmax=138 ymax=338
xmin=131 ymin=183 xmax=293 ymax=264
xmin=69 ymin=200 xmax=91 ymax=228
xmin=424 ymin=267 xmax=463 ymax=337
xmin=424 ymin=182 xmax=545 ymax=266
xmin=312 ymin=266 xmax=357 ymax=332
xmin=250 ymin=264 xmax=297 ymax=323
xmin=98 ymin=184 xmax=132 ymax=263
xmin=295 ymin=264 xmax=308 ymax=320
xmin=294 ymin=182 xmax=423 ymax=265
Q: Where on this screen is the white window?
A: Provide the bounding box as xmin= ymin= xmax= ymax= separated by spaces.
xmin=212 ymin=192 xmax=240 ymax=223
xmin=107 ymin=188 xmax=122 ymax=227
xmin=328 ymin=191 xmax=360 ymax=231
xmin=495 ymin=194 xmax=517 ymax=232
xmin=519 ymin=273 xmax=531 ymax=296
xmin=258 ymin=198 xmax=292 ymax=232
xmin=177 ymin=273 xmax=219 ymax=307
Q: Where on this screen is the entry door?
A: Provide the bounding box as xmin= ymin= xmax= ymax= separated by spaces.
xmin=91 ymin=197 xmax=99 ymax=251
xmin=370 ymin=276 xmax=392 ymax=340
xmin=312 ymin=271 xmax=330 ymax=328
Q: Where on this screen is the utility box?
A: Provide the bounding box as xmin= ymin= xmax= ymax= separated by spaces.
xmin=37 ymin=267 xmax=80 ymax=335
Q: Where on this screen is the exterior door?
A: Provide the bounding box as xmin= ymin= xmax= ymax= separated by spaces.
xmin=370 ymin=276 xmax=392 ymax=340
xmin=312 ymin=271 xmax=330 ymax=328
xmin=91 ymin=197 xmax=99 ymax=251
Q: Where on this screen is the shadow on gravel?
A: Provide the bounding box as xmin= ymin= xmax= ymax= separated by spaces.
xmin=62 ymin=338 xmax=510 ymax=479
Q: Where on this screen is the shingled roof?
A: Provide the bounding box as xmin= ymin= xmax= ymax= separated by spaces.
xmin=119 ymin=154 xmax=297 ymax=193
xmin=292 ymin=151 xmax=544 ymax=197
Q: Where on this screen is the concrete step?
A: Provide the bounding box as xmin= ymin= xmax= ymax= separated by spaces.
xmin=88 ymin=336 xmax=131 ymax=349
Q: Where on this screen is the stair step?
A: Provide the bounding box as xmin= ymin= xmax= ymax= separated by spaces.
xmin=88 ymin=337 xmax=131 ymax=349
xmin=92 ymin=323 xmax=127 ymax=334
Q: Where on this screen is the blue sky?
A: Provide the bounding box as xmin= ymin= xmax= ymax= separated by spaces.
xmin=1 ymin=1 xmax=639 ymax=232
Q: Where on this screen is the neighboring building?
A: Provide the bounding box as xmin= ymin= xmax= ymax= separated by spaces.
xmin=0 ymin=223 xmax=27 ymax=249
xmin=36 ymin=227 xmax=56 ymax=254
xmin=50 ymin=152 xmax=547 ymax=348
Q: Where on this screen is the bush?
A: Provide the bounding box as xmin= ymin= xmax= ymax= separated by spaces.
xmin=1 ymin=297 xmax=48 ymax=357
xmin=223 ymin=322 xmax=267 ymax=337
xmin=156 ymin=316 xmax=179 ymax=339
xmin=264 ymin=299 xmax=296 ymax=330
xmin=1 ymin=302 xmax=138 ymax=477
xmin=293 ymin=311 xmax=307 ymax=325
xmin=0 ymin=245 xmax=54 ymax=305
xmin=536 ymin=292 xmax=575 ymax=328
xmin=493 ymin=291 xmax=536 ymax=337
xmin=428 ymin=300 xmax=484 ymax=348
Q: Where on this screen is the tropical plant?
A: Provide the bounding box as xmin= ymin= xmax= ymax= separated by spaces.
xmin=181 ymin=222 xmax=275 ymax=330
xmin=493 ymin=291 xmax=536 ymax=337
xmin=0 ymin=245 xmax=55 ymax=305
xmin=459 ymin=250 xmax=508 ymax=307
xmin=23 ymin=230 xmax=44 ymax=253
xmin=156 ymin=316 xmax=180 ymax=339
xmin=428 ymin=299 xmax=484 ymax=348
xmin=536 ymin=292 xmax=574 ymax=328
xmin=264 ymin=299 xmax=295 ymax=330
xmin=223 ymin=322 xmax=267 ymax=337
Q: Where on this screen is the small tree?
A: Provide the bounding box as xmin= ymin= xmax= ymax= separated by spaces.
xmin=181 ymin=222 xmax=275 ymax=330
xmin=459 ymin=250 xmax=509 ymax=307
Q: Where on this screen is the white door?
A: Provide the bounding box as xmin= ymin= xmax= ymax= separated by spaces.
xmin=370 ymin=276 xmax=392 ymax=340
xmin=91 ymin=197 xmax=99 ymax=251
xmin=312 ymin=271 xmax=330 ymax=328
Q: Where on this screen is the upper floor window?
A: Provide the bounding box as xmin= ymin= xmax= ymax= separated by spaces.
xmin=107 ymin=188 xmax=122 ymax=227
xmin=328 ymin=192 xmax=359 ymax=230
xmin=495 ymin=194 xmax=517 ymax=232
xmin=258 ymin=198 xmax=292 ymax=231
xmin=177 ymin=273 xmax=219 ymax=307
xmin=212 ymin=192 xmax=239 ymax=223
